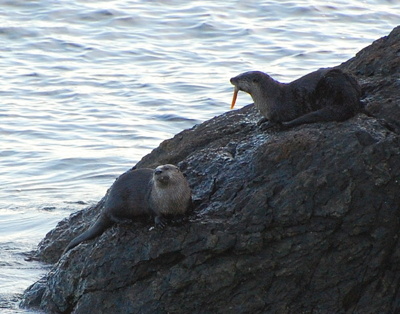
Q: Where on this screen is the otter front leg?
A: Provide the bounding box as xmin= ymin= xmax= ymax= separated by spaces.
xmin=154 ymin=215 xmax=168 ymax=228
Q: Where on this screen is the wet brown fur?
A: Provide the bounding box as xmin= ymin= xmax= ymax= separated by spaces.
xmin=230 ymin=68 xmax=362 ymax=129
xmin=64 ymin=164 xmax=191 ymax=252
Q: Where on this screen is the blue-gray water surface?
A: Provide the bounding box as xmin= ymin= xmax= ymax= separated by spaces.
xmin=0 ymin=0 xmax=399 ymax=312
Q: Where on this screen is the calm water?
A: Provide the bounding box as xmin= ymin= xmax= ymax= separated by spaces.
xmin=0 ymin=0 xmax=399 ymax=311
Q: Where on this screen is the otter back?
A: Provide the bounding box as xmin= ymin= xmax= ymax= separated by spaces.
xmin=104 ymin=168 xmax=154 ymax=220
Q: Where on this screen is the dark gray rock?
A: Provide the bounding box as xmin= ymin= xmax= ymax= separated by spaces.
xmin=21 ymin=26 xmax=400 ymax=313
xmin=340 ymin=25 xmax=400 ymax=132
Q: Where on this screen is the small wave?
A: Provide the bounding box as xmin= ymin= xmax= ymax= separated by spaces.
xmin=155 ymin=113 xmax=198 ymax=122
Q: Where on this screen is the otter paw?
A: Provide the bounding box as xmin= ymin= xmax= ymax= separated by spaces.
xmin=256 ymin=117 xmax=269 ymax=127
xmin=154 ymin=216 xmax=168 ymax=228
xmin=259 ymin=120 xmax=281 ymax=131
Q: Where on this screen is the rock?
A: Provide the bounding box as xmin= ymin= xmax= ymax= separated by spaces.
xmin=21 ymin=27 xmax=400 ymax=313
xmin=340 ymin=25 xmax=400 ymax=132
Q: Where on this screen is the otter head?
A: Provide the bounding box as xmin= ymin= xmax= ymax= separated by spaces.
xmin=230 ymin=71 xmax=273 ymax=109
xmin=151 ymin=164 xmax=191 ymax=216
xmin=153 ymin=164 xmax=181 ymax=186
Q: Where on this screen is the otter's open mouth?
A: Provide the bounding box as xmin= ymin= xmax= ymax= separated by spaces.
xmin=231 ymin=87 xmax=239 ymax=109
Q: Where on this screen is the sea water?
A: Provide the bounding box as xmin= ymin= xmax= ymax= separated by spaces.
xmin=0 ymin=0 xmax=399 ymax=312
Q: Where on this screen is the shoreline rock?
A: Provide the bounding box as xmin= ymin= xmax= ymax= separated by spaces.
xmin=22 ymin=26 xmax=400 ymax=313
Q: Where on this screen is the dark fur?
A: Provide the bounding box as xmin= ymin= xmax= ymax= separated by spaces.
xmin=230 ymin=68 xmax=362 ymax=128
xmin=64 ymin=165 xmax=191 ymax=252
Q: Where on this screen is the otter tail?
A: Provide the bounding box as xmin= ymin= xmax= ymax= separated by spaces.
xmin=64 ymin=215 xmax=112 ymax=253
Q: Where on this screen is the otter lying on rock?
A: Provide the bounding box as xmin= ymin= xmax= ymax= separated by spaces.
xmin=230 ymin=68 xmax=362 ymax=129
xmin=64 ymin=164 xmax=191 ymax=252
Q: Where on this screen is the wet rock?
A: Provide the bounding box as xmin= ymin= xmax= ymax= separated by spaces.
xmin=22 ymin=26 xmax=400 ymax=313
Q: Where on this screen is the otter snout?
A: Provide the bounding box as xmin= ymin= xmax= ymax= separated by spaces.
xmin=154 ymin=164 xmax=175 ymax=176
xmin=154 ymin=168 xmax=169 ymax=184
xmin=154 ymin=164 xmax=180 ymax=185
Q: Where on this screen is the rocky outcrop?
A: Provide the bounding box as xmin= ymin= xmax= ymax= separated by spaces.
xmin=340 ymin=25 xmax=400 ymax=130
xmin=21 ymin=26 xmax=400 ymax=313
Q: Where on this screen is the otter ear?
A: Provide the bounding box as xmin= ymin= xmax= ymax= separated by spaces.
xmin=252 ymin=77 xmax=260 ymax=84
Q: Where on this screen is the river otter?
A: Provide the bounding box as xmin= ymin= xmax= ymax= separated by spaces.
xmin=230 ymin=68 xmax=362 ymax=129
xmin=64 ymin=164 xmax=191 ymax=252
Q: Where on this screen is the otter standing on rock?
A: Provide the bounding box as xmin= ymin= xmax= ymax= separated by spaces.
xmin=64 ymin=164 xmax=191 ymax=252
xmin=230 ymin=68 xmax=362 ymax=129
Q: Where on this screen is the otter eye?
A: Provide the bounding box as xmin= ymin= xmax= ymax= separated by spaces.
xmin=252 ymin=77 xmax=260 ymax=83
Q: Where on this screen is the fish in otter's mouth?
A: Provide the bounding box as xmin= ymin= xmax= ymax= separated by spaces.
xmin=230 ymin=86 xmax=239 ymax=109
xmin=229 ymin=76 xmax=240 ymax=109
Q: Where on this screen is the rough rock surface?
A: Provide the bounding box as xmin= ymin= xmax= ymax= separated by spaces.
xmin=22 ymin=26 xmax=400 ymax=313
